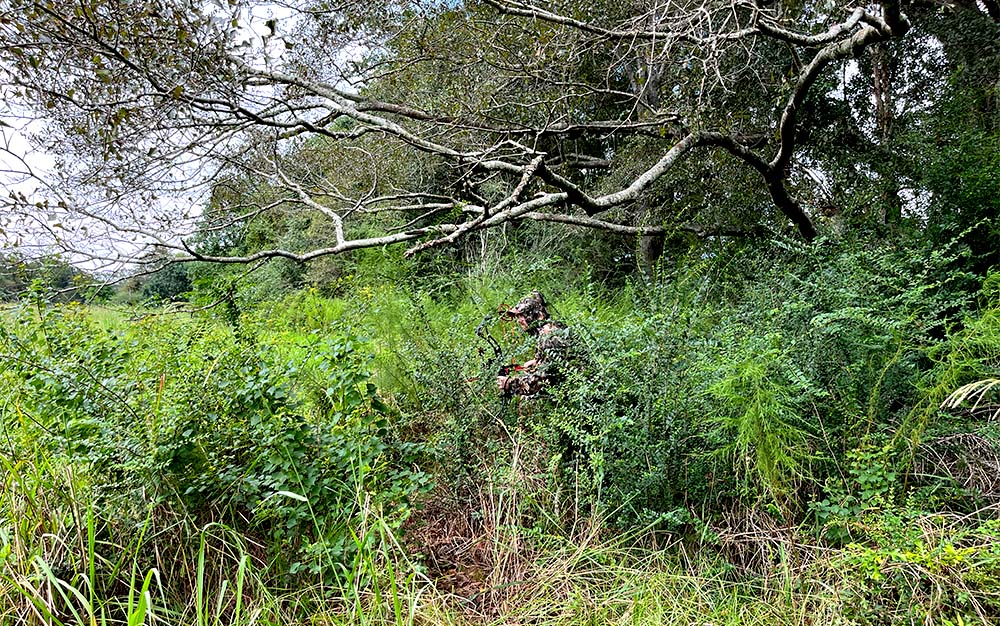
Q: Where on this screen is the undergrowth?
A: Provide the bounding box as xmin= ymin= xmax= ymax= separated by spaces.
xmin=4 ymin=236 xmax=1000 ymax=624
xmin=6 ymin=443 xmax=1000 ymax=625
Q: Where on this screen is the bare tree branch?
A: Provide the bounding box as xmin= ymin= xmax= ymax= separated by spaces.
xmin=0 ymin=0 xmax=916 ymax=267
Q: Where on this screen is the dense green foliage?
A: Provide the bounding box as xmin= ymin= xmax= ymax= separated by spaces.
xmin=1 ymin=302 xmax=428 ymax=593
xmin=6 ymin=233 xmax=1000 ymax=623
xmin=3 ymin=0 xmax=1000 ymax=624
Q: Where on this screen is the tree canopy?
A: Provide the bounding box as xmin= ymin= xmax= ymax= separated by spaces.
xmin=1 ymin=0 xmax=997 ymax=271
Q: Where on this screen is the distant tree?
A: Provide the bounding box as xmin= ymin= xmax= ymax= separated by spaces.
xmin=0 ymin=253 xmax=93 ymax=302
xmin=0 ymin=256 xmax=29 ymax=300
xmin=137 ymin=262 xmax=192 ymax=302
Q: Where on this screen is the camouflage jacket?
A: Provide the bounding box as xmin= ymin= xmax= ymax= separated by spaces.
xmin=504 ymin=324 xmax=583 ymax=396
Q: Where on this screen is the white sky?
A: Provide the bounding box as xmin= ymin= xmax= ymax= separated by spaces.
xmin=0 ymin=3 xmax=297 ymax=271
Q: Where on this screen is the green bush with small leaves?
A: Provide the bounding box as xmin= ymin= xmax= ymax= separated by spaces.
xmin=0 ymin=303 xmax=429 ymax=583
xmin=335 ymin=235 xmax=983 ymax=535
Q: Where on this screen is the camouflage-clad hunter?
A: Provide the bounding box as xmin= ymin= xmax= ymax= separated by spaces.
xmin=496 ymin=291 xmax=580 ymax=397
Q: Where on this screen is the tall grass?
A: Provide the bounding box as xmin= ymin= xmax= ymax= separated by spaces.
xmin=7 ymin=446 xmax=999 ymax=625
xmin=0 ymin=451 xmax=443 ymax=626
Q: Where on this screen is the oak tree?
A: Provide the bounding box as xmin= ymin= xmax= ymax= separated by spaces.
xmin=0 ymin=0 xmax=958 ymax=271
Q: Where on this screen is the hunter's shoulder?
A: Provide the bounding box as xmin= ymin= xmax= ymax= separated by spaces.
xmin=539 ymin=322 xmax=571 ymax=341
xmin=538 ymin=323 xmax=580 ymax=356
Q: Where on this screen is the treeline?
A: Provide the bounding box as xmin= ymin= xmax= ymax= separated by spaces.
xmin=0 ymin=252 xmax=198 ymax=305
xmin=0 ymin=253 xmax=94 ymax=302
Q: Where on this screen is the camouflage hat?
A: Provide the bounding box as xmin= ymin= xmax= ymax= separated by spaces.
xmin=505 ymin=290 xmax=549 ymax=321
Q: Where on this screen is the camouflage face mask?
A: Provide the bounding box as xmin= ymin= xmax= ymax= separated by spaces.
xmin=506 ymin=290 xmax=549 ymax=324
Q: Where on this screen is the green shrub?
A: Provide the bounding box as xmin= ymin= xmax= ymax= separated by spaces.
xmin=824 ymin=511 xmax=1000 ymax=624
xmin=331 ymin=237 xmax=977 ymax=535
xmin=0 ymin=303 xmax=428 ymax=583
